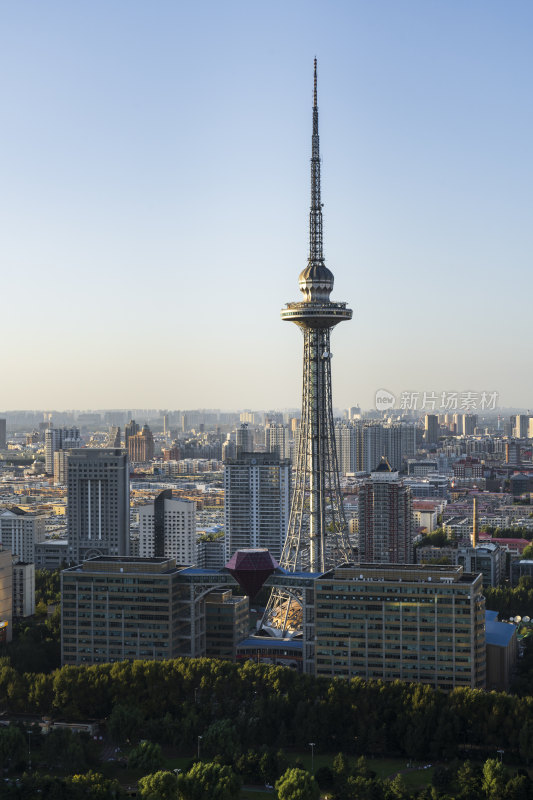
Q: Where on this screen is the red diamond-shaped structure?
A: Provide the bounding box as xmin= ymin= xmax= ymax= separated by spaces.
xmin=225 ymin=548 xmax=279 ymax=599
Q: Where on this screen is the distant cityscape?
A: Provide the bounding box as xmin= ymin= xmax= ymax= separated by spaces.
xmin=1 ymin=31 xmax=533 ymax=799
xmin=1 ymin=403 xmax=532 ymax=690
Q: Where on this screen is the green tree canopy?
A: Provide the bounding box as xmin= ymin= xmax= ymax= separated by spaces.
xmin=67 ymin=770 xmax=123 ymax=800
xmin=275 ymin=768 xmax=320 ymax=800
xmin=42 ymin=727 xmax=88 ymax=772
xmin=138 ymin=770 xmax=179 ymax=800
xmin=128 ymin=740 xmax=164 ymax=772
xmin=177 ymin=761 xmax=241 ymax=800
xmin=108 ymin=703 xmax=145 ymax=743
xmin=481 ymin=758 xmax=506 ymax=800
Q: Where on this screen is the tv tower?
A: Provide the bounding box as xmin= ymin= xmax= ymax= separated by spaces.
xmin=263 ymin=60 xmax=354 ymax=636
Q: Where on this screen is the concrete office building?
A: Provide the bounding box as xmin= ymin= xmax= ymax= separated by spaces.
xmin=511 ymin=559 xmax=533 ymax=587
xmin=138 ymin=489 xmax=196 ymax=564
xmin=224 ymin=453 xmax=290 ymax=561
xmin=0 ymin=419 xmax=6 ymax=450
xmin=67 ymin=449 xmax=130 ymax=563
xmin=205 ymin=590 xmax=249 ymax=660
xmin=35 ymin=540 xmax=68 ymax=570
xmin=424 ymin=414 xmax=440 ymax=445
xmin=45 ymin=427 xmax=81 ymax=474
xmin=358 ymin=459 xmax=414 ymax=564
xmin=514 ymin=415 xmax=531 ymax=439
xmin=53 ymin=449 xmax=70 ymax=485
xmin=61 ymin=556 xmax=189 ymax=665
xmin=457 ymin=542 xmax=505 ymax=587
xmin=0 ymin=508 xmax=46 ymax=563
xmin=60 ymin=554 xmax=492 ymax=690
xmin=197 ymin=540 xmax=225 ymax=569
xmin=463 ymin=414 xmax=478 ymax=436
xmin=314 ymin=564 xmax=486 ymax=690
xmin=235 ymin=424 xmax=254 ymax=457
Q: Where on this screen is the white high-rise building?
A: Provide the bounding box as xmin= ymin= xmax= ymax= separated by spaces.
xmin=138 ymin=491 xmax=196 ymax=565
xmin=362 ymin=423 xmax=386 ymax=474
xmin=335 ymin=422 xmax=361 ymax=474
xmin=386 ymin=424 xmax=417 ymax=471
xmin=224 ymin=453 xmax=290 ymax=561
xmin=265 ymin=424 xmax=290 ymax=460
xmin=335 ymin=422 xmax=417 ymax=476
xmin=0 ymin=508 xmax=46 ymax=563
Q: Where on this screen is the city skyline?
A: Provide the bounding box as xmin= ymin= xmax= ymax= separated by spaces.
xmin=2 ymin=1 xmax=532 ymax=409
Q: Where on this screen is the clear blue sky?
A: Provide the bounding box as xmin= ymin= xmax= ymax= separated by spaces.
xmin=1 ymin=1 xmax=532 ymax=411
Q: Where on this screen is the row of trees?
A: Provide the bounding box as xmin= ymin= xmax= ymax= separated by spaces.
xmin=7 ymin=757 xmax=533 ymax=800
xmin=481 ymin=526 xmax=533 ymax=540
xmin=485 ymin=577 xmax=533 ymax=618
xmin=2 ymin=658 xmax=533 ymax=762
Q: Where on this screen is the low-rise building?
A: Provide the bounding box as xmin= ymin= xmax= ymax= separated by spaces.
xmin=457 ymin=542 xmax=505 ymax=587
xmin=34 ymin=539 xmax=68 ymax=570
xmin=485 ymin=610 xmax=518 ymax=691
xmin=511 ymin=559 xmax=533 ymax=587
xmin=197 ymin=539 xmax=225 ymax=569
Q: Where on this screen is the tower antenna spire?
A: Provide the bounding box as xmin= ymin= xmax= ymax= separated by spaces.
xmin=262 ymin=60 xmax=354 ymax=641
xmin=310 ymin=58 xmax=323 ymax=264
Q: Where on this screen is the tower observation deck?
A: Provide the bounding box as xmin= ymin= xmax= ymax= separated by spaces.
xmin=262 ymin=60 xmax=354 ymax=637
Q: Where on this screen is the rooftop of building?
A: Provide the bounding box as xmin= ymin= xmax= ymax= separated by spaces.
xmin=485 ymin=611 xmax=516 ymax=648
xmin=458 ymin=542 xmax=501 ymax=553
xmin=63 ymin=555 xmax=181 ymax=575
xmin=1 ymin=506 xmax=43 ymax=517
xmin=325 ymin=563 xmax=480 ymax=585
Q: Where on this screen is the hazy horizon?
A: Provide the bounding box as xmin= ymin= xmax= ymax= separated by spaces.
xmin=2 ymin=1 xmax=532 ymax=410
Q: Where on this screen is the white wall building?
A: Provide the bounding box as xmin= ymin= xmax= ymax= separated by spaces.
xmin=12 ymin=561 xmax=35 ymax=618
xmin=138 ymin=493 xmax=196 ymax=565
xmin=0 ymin=508 xmax=46 ymax=563
xmin=224 ymin=453 xmax=290 ymax=561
